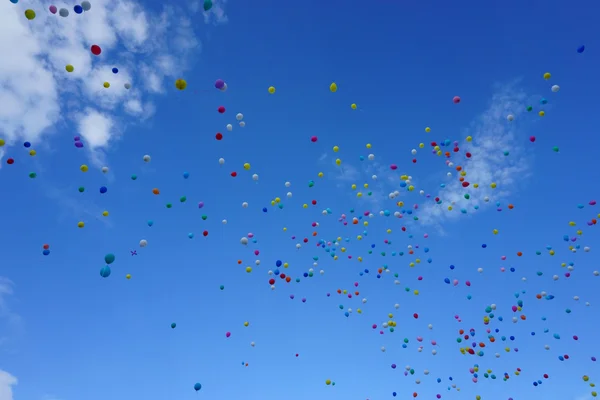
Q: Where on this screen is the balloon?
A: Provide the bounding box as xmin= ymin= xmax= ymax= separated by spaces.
xmin=139 ymin=239 xmax=148 ymax=247
xmin=81 ymin=1 xmax=91 ymax=11
xmin=49 ymin=5 xmax=57 ymax=14
xmin=59 ymin=8 xmax=69 ymax=17
xmin=218 ymin=105 xmax=225 ymax=113
xmin=100 ymin=266 xmax=111 ymax=278
xmin=577 ymin=45 xmax=585 ymax=53
xmin=112 ymin=67 xmax=119 ymax=74
xmin=329 ymin=83 xmax=337 ymax=92
xmin=143 ymin=155 xmax=151 ymax=162
xmin=551 ymin=85 xmax=560 ymax=92
xmin=214 ymin=79 xmax=225 ymax=89
xmin=175 ymin=79 xmax=187 ymax=90
xmin=453 ymin=96 xmax=461 ymax=104
xmin=268 ymin=86 xmax=276 ymax=94
xmin=171 ymin=323 xmax=176 ymax=328
xmin=24 ymin=9 xmax=36 ymax=20
xmin=124 ymin=83 xmax=131 ymax=89
xmin=91 ymin=45 xmax=101 ymax=55
xmin=103 ymin=82 xmax=110 ymax=88
xmin=194 ymin=383 xmax=202 ymax=391
xmin=104 ymin=253 xmax=115 ymax=264
xmin=543 ymin=72 xmax=551 ymax=80
xmin=65 ymin=64 xmax=74 ymax=72
xmin=236 ymin=113 xmax=243 ymax=121
xmin=203 ymin=0 xmax=212 ymax=11
xmin=351 ymin=103 xmax=357 ymax=109
xmin=74 ymin=5 xmax=83 ymax=13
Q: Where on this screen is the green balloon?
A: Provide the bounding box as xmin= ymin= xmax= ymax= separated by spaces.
xmin=203 ymin=0 xmax=213 ymax=11
xmin=180 ymin=196 xmax=187 ymax=202
xmin=104 ymin=253 xmax=116 ymax=264
xmin=78 ymin=187 xmax=85 ymax=192
xmin=166 ymin=203 xmax=172 ymax=208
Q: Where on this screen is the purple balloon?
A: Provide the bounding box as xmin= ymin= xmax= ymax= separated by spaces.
xmin=49 ymin=5 xmax=57 ymax=14
xmin=198 ymin=202 xmax=204 ymax=208
xmin=214 ymin=79 xmax=224 ymax=89
xmin=74 ymin=136 xmax=81 ymax=141
xmin=75 ymin=142 xmax=84 ymax=148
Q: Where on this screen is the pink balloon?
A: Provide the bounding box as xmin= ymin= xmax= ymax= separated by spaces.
xmin=453 ymin=96 xmax=461 ymax=104
xmin=310 ymin=136 xmax=318 ymax=142
xmin=49 ymin=5 xmax=57 ymax=13
xmin=225 ymin=332 xmax=231 ymax=338
xmin=390 ymin=164 xmax=398 ymax=170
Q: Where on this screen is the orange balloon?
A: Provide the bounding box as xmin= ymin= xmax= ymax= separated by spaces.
xmin=152 ymin=188 xmax=160 ymax=195
xmin=508 ymin=204 xmax=514 ymax=209
xmin=517 ymin=251 xmax=523 ymax=257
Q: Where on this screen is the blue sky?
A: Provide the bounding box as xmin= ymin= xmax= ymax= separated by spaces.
xmin=1 ymin=0 xmax=599 ymax=399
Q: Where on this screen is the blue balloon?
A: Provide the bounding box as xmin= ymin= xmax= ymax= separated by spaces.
xmin=24 ymin=141 xmax=31 ymax=148
xmin=194 ymin=383 xmax=202 ymax=391
xmin=42 ymin=249 xmax=50 ymax=256
xmin=171 ymin=323 xmax=176 ymax=329
xmin=183 ymin=171 xmax=189 ymax=178
xmin=112 ymin=67 xmax=119 ymax=74
xmin=74 ymin=5 xmax=83 ymax=13
xmin=104 ymin=253 xmax=115 ymax=264
xmin=99 ymin=186 xmax=107 ymax=194
xmin=10 ymin=0 xmax=18 ymax=4
xmin=100 ymin=266 xmax=111 ymax=278
xmin=262 ymin=207 xmax=267 ymax=212
xmin=147 ymin=220 xmax=154 ymax=227
xmin=188 ymin=233 xmax=194 ymax=238
xmin=577 ymin=45 xmax=585 ymax=53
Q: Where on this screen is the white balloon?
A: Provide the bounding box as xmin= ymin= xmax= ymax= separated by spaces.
xmin=372 ymin=174 xmax=378 ymax=180
xmin=250 ymin=342 xmax=255 ymax=347
xmin=101 ymin=166 xmax=109 ymax=173
xmin=143 ymin=155 xmax=151 ymax=162
xmin=226 ymin=124 xmax=233 ymax=131
xmin=367 ymin=154 xmax=375 ymax=160
xmin=252 ymin=174 xmax=259 ymax=181
xmin=236 ymin=113 xmax=244 ymax=121
xmin=551 ymin=85 xmax=560 ymax=93
xmin=222 ymin=219 xmax=227 ymax=224
xmin=240 ymin=237 xmax=248 ymax=245
xmin=507 ymin=114 xmax=514 ymax=121
xmin=285 ymin=181 xmax=291 ymax=187
xmin=239 ymin=121 xmax=246 ymax=127
xmin=287 ymin=192 xmax=292 ymax=198
xmin=242 ymin=202 xmax=248 ymax=208
xmin=219 ymin=158 xmax=225 ymax=165
xmin=411 ymin=149 xmax=417 ymax=155
xmin=139 ymin=239 xmax=148 ymax=247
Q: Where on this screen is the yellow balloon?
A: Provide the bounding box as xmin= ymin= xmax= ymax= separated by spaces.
xmin=335 ymin=158 xmax=341 ymax=166
xmin=333 ymin=146 xmax=339 ymax=152
xmin=366 ymin=143 xmax=371 ymax=149
xmin=268 ymin=86 xmax=276 ymax=94
xmin=244 ymin=321 xmax=249 ymax=327
xmin=103 ymin=82 xmax=110 ymax=88
xmin=490 ymin=182 xmax=497 ymax=188
xmin=425 ymin=127 xmax=431 ymax=133
xmin=77 ymin=221 xmax=85 ymax=228
xmin=325 ymin=379 xmax=331 ymax=385
xmin=317 ymin=172 xmax=324 ymax=178
xmin=0 ymin=139 xmax=4 ymax=147
xmin=466 ymin=136 xmax=472 ymax=142
xmin=329 ymin=83 xmax=337 ymax=92
xmin=543 ymin=72 xmax=551 ymax=80
xmin=102 ymin=211 xmax=109 ymax=217
xmin=493 ymin=229 xmax=499 ymax=234
xmin=243 ymin=163 xmax=251 ymax=170
xmin=419 ymin=143 xmax=424 ymax=148
xmin=29 ymin=150 xmax=36 ymax=156
xmin=65 ymin=64 xmax=74 ymax=72
xmin=126 ymin=274 xmax=131 ymax=279
xmin=245 ymin=266 xmax=252 ymax=273
xmin=80 ymin=164 xmax=89 ymax=172
xmin=539 ymin=111 xmax=545 ymax=117
xmin=351 ymin=184 xmax=357 ymax=190
xmin=175 ymin=79 xmax=187 ymax=90
xmin=351 ymin=103 xmax=357 ymax=109
xmin=24 ymin=9 xmax=36 ymax=20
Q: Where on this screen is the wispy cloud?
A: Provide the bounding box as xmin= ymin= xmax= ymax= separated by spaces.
xmin=324 ymin=83 xmax=533 ymax=226
xmin=0 ymin=369 xmax=17 ymax=400
xmin=0 ymin=0 xmax=227 ymax=167
xmin=0 ymin=277 xmax=21 ymax=350
xmin=417 ymin=83 xmax=530 ymax=226
xmin=44 ymin=185 xmax=113 ymax=227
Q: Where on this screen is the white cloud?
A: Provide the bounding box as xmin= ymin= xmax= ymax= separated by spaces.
xmin=0 ymin=370 xmax=17 ymax=400
xmin=0 ymin=278 xmax=16 ymax=319
xmin=417 ymin=83 xmax=530 ymax=226
xmin=0 ymin=0 xmax=227 ymax=167
xmin=200 ymin=0 xmax=228 ymax=24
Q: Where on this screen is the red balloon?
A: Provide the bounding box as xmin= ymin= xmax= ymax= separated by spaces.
xmin=91 ymin=45 xmax=101 ymax=55
xmin=43 ymin=244 xmax=50 ymax=250
xmin=215 ymin=133 xmax=223 ymax=140
xmin=230 ymin=171 xmax=237 ymax=177
xmin=203 ymin=230 xmax=208 ymax=236
xmin=310 ymin=136 xmax=317 ymax=142
xmin=462 ymin=182 xmax=470 ymax=187
xmin=413 ymin=313 xmax=419 ymax=319
xmin=6 ymin=158 xmax=14 ymax=165
xmin=453 ymin=96 xmax=461 ymax=104
xmin=218 ymin=106 xmax=225 ymax=113
xmin=529 ymin=136 xmax=536 ymax=142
